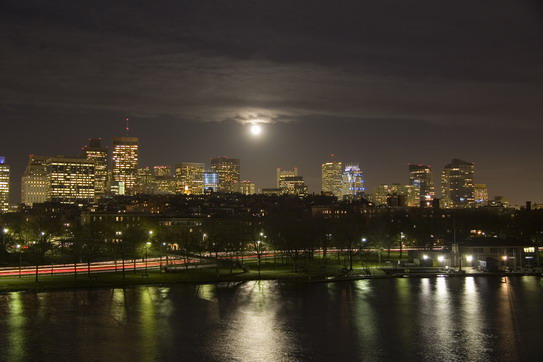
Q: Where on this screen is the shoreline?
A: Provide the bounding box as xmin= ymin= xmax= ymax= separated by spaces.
xmin=1 ymin=268 xmax=540 ymax=293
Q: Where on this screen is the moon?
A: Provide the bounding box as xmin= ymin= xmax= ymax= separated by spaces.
xmin=250 ymin=124 xmax=262 ymax=136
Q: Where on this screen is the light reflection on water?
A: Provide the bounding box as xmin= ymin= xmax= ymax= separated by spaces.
xmin=0 ymin=277 xmax=541 ymax=361
xmin=7 ymin=293 xmax=25 ymax=361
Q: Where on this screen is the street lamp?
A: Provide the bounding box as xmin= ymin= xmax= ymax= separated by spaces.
xmin=145 ymin=241 xmax=152 ymax=275
xmin=256 ymin=240 xmax=262 ymax=278
xmin=202 ymin=233 xmax=208 ymax=256
xmin=161 ymin=242 xmax=167 ymax=269
xmin=116 ymin=231 xmax=125 ymax=279
xmin=16 ymin=244 xmax=21 ymax=278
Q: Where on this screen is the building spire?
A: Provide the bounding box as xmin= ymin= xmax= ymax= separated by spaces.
xmin=125 ymin=117 xmax=130 ymax=136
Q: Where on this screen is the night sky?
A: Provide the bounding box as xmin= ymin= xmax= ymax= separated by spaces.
xmin=1 ymin=1 xmax=542 ymax=205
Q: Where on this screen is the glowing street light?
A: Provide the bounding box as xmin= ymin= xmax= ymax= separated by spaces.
xmin=256 ymin=240 xmax=262 ymax=278
xmin=466 ymin=255 xmax=473 ymax=263
xmin=145 ymin=241 xmax=152 ymax=275
xmin=16 ymin=244 xmax=21 ymax=278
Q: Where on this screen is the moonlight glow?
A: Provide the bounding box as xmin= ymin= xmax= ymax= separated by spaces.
xmin=250 ymin=124 xmax=262 ymax=136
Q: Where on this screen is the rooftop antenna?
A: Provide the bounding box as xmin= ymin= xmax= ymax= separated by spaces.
xmin=125 ymin=117 xmax=130 ymax=136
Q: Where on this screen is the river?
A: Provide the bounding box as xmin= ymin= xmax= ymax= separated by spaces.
xmin=1 ymin=276 xmax=542 ymax=361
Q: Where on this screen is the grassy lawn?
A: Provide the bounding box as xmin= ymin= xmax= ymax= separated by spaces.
xmin=0 ymin=254 xmax=402 ymax=293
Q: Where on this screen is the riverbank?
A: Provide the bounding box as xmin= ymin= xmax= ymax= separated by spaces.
xmin=1 ymin=264 xmax=541 ymax=293
xmin=0 ymin=265 xmax=326 ymax=293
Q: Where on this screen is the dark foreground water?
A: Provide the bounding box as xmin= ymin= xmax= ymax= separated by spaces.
xmin=1 ymin=276 xmax=542 ymax=361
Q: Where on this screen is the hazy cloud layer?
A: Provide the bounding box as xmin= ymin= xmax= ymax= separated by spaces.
xmin=1 ymin=0 xmax=542 ymax=126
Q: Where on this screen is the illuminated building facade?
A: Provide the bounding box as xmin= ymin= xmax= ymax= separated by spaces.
xmin=135 ymin=167 xmax=155 ymax=194
xmin=279 ymin=176 xmax=308 ymax=196
xmin=372 ymin=184 xmax=420 ymax=207
xmin=0 ymin=157 xmax=9 ymax=213
xmin=47 ymin=156 xmax=95 ymax=204
xmin=441 ymin=158 xmax=475 ymax=208
xmin=321 ymin=161 xmax=343 ymax=196
xmin=204 ymin=171 xmax=219 ymax=193
xmin=237 ymin=180 xmax=256 ymax=195
xmin=341 ymin=163 xmax=365 ymax=200
xmin=154 ymin=166 xmax=176 ymax=194
xmin=408 ymin=163 xmax=435 ymax=206
xmin=210 ymin=157 xmax=240 ymax=193
xmin=111 ymin=136 xmax=138 ymax=195
xmin=153 ymin=165 xmax=172 ymax=177
xmin=276 ymin=167 xmax=298 ymax=188
xmin=474 ymin=184 xmax=489 ymax=206
xmin=82 ymin=138 xmax=108 ymax=199
xmin=175 ymin=162 xmax=205 ymax=194
xmin=21 ymin=155 xmax=49 ymax=206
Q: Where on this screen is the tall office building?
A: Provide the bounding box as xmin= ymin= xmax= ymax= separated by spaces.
xmin=21 ymin=155 xmax=49 ymax=206
xmin=322 ymin=161 xmax=343 ymax=196
xmin=372 ymin=184 xmax=420 ymax=207
xmin=341 ymin=163 xmax=365 ymax=200
xmin=82 ymin=138 xmax=108 ymax=199
xmin=210 ymin=157 xmax=240 ymax=193
xmin=276 ymin=167 xmax=298 ymax=188
xmin=0 ymin=157 xmax=9 ymax=213
xmin=204 ymin=171 xmax=219 ymax=193
xmin=154 ymin=166 xmax=176 ymax=194
xmin=135 ymin=167 xmax=155 ymax=194
xmin=441 ymin=158 xmax=475 ymax=208
xmin=153 ymin=165 xmax=172 ymax=177
xmin=279 ymin=175 xmax=308 ymax=196
xmin=408 ymin=163 xmax=435 ymax=206
xmin=237 ymin=180 xmax=256 ymax=195
xmin=47 ymin=156 xmax=95 ymax=204
xmin=175 ymin=162 xmax=205 ymax=195
xmin=111 ymin=136 xmax=138 ymax=195
xmin=474 ymin=184 xmax=489 ymax=206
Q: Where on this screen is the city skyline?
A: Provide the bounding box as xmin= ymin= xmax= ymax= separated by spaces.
xmin=0 ymin=127 xmax=532 ymax=206
xmin=1 ymin=1 xmax=542 ymax=205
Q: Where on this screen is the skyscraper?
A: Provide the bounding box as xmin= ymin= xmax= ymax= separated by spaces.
xmin=0 ymin=157 xmax=10 ymax=213
xmin=372 ymin=184 xmax=420 ymax=207
xmin=210 ymin=157 xmax=240 ymax=193
xmin=153 ymin=166 xmax=176 ymax=194
xmin=153 ymin=165 xmax=172 ymax=177
xmin=322 ymin=161 xmax=343 ymax=196
xmin=111 ymin=136 xmax=138 ymax=195
xmin=279 ymin=176 xmax=308 ymax=196
xmin=408 ymin=164 xmax=435 ymax=206
xmin=237 ymin=180 xmax=256 ymax=195
xmin=135 ymin=167 xmax=155 ymax=194
xmin=175 ymin=162 xmax=205 ymax=194
xmin=474 ymin=184 xmax=489 ymax=206
xmin=47 ymin=156 xmax=95 ymax=204
xmin=203 ymin=171 xmax=219 ymax=193
xmin=441 ymin=159 xmax=475 ymax=208
xmin=21 ymin=155 xmax=48 ymax=206
xmin=276 ymin=167 xmax=298 ymax=188
xmin=82 ymin=138 xmax=108 ymax=199
xmin=341 ymin=163 xmax=365 ymax=200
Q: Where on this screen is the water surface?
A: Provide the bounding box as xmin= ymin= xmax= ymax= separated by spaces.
xmin=1 ymin=276 xmax=541 ymax=361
